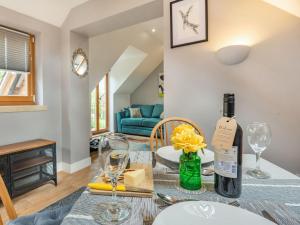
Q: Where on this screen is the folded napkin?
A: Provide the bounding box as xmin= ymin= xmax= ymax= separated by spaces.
xmin=88 ymin=183 xmax=126 ymax=191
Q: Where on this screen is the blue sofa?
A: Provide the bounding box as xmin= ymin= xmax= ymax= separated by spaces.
xmin=116 ymin=104 xmax=163 ymax=137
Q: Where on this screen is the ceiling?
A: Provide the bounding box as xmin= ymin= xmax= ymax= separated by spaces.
xmin=1 ymin=0 xmax=298 ymax=28
xmin=263 ymin=0 xmax=300 ymax=17
xmin=0 ymin=0 xmax=89 ymax=27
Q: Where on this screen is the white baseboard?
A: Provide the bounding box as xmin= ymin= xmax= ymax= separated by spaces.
xmin=56 ymin=157 xmax=91 ymax=174
xmin=57 ymin=162 xmax=63 ymax=172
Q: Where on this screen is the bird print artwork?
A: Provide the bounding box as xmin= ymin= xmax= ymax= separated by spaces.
xmin=179 ymin=5 xmax=200 ymax=34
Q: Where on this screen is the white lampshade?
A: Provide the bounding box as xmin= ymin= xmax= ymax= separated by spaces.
xmin=216 ymin=45 xmax=251 ymax=65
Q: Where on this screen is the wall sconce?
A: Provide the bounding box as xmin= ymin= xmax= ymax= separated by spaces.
xmin=216 ymin=45 xmax=251 ymax=65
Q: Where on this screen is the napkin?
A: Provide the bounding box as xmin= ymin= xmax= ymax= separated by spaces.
xmin=88 ymin=183 xmax=126 ymax=191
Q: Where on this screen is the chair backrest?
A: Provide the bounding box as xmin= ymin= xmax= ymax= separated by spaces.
xmin=149 ymin=117 xmax=206 ymax=152
xmin=0 ymin=175 xmax=17 ymax=224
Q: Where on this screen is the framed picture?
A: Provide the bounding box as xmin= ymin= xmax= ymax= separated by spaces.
xmin=170 ymin=0 xmax=208 ymax=48
xmin=158 ymin=73 xmax=164 ymax=97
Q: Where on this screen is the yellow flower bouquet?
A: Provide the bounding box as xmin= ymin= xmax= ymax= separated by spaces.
xmin=171 ymin=124 xmax=207 ymax=154
xmin=171 ymin=124 xmax=206 ymax=190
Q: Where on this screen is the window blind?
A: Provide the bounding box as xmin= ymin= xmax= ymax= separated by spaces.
xmin=0 ymin=26 xmax=30 ymax=73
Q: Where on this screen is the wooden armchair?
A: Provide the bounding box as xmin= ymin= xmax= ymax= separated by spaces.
xmin=0 ymin=175 xmax=17 ymax=225
xmin=149 ymin=117 xmax=206 ymax=152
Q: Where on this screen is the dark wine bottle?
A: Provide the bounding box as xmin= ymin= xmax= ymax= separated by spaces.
xmin=214 ymin=93 xmax=243 ymax=198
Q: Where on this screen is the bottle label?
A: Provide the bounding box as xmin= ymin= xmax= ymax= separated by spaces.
xmin=215 ymin=146 xmax=238 ymax=178
xmin=211 ymin=117 xmax=237 ymax=151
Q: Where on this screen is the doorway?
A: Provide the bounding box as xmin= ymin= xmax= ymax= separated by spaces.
xmin=91 ymin=73 xmax=109 ymax=134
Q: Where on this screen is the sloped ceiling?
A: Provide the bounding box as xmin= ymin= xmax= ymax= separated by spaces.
xmin=263 ymin=0 xmax=300 ymax=17
xmin=89 ymin=17 xmax=163 ymax=91
xmin=0 ymin=0 xmax=89 ymax=27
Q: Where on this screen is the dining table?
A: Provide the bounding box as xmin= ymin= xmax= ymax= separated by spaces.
xmin=61 ymin=149 xmax=300 ymax=225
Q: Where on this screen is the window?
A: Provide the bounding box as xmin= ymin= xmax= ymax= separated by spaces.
xmin=91 ymin=74 xmax=109 ymax=134
xmin=0 ymin=26 xmax=35 ymax=105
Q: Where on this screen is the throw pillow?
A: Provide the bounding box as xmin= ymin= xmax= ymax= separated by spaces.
xmin=152 ymin=104 xmax=164 ymax=118
xmin=139 ymin=105 xmax=154 ymax=118
xmin=129 ymin=108 xmax=142 ymax=118
xmin=123 ymin=107 xmax=130 ymax=118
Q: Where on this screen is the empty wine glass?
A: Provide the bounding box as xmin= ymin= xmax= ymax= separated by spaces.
xmin=246 ymin=122 xmax=272 ymax=179
xmin=95 ymin=133 xmax=131 ymax=224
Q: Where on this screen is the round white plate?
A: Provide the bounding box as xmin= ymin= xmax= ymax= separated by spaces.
xmin=157 ymin=146 xmax=214 ymax=165
xmin=153 ymin=201 xmax=276 ymax=225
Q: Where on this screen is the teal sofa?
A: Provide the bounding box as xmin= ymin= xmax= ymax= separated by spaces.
xmin=116 ymin=104 xmax=163 ymax=137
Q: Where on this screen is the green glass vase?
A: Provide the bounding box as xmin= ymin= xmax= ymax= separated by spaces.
xmin=179 ymin=151 xmax=202 ymax=190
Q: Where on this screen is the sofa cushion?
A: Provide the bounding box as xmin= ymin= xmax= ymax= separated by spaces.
xmin=122 ymin=125 xmax=153 ymax=131
xmin=141 ymin=118 xmax=161 ymax=128
xmin=131 ymin=104 xmax=154 ymax=118
xmin=121 ymin=118 xmax=143 ymax=126
xmin=121 ymin=126 xmax=153 ymax=137
xmin=152 ymin=104 xmax=164 ymax=118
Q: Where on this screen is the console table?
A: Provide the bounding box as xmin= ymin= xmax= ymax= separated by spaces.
xmin=0 ymin=139 xmax=57 ymax=197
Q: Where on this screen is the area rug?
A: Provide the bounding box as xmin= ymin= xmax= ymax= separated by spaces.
xmin=40 ymin=187 xmax=85 ymax=213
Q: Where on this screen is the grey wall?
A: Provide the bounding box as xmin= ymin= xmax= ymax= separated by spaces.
xmin=164 ymin=0 xmax=300 ymax=174
xmin=0 ymin=6 xmax=62 ymax=162
xmin=131 ymin=62 xmax=164 ymax=105
xmin=61 ymin=30 xmax=90 ymax=165
xmin=69 ymin=32 xmax=90 ymax=163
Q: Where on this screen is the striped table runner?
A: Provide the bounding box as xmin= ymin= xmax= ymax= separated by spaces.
xmin=61 ymin=151 xmax=300 ymax=225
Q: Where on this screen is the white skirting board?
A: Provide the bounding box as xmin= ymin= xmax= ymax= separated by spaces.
xmin=57 ymin=157 xmax=91 ymax=174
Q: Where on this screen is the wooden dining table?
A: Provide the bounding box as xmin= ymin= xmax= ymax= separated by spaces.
xmin=61 ymin=150 xmax=300 ymax=225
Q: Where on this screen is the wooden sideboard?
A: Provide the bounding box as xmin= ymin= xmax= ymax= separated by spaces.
xmin=0 ymin=139 xmax=57 ymax=197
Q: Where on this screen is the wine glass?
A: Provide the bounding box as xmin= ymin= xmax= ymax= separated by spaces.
xmin=95 ymin=133 xmax=131 ymax=224
xmin=246 ymin=122 xmax=272 ymax=179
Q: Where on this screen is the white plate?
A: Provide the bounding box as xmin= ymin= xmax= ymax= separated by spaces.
xmin=157 ymin=146 xmax=214 ymax=165
xmin=153 ymin=201 xmax=276 ymax=225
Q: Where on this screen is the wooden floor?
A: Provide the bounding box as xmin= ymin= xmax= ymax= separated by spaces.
xmin=0 ymin=152 xmax=101 ymax=223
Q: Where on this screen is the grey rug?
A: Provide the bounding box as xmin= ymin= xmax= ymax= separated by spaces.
xmin=40 ymin=187 xmax=85 ymax=213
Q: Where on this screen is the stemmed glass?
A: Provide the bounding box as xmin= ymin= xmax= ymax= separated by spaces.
xmin=246 ymin=122 xmax=272 ymax=179
xmin=95 ymin=133 xmax=131 ymax=224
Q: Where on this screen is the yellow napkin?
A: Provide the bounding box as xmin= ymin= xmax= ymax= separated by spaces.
xmin=88 ymin=183 xmax=126 ymax=192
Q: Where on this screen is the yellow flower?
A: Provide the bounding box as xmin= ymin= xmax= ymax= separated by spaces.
xmin=171 ymin=124 xmax=206 ymax=154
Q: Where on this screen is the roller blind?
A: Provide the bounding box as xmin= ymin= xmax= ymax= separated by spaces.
xmin=0 ymin=26 xmax=30 ymax=73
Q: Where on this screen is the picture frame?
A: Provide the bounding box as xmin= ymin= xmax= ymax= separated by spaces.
xmin=170 ymin=0 xmax=208 ymax=48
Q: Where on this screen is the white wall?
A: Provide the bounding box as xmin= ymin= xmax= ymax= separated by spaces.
xmin=164 ymin=0 xmax=300 ymax=173
xmin=0 ymin=6 xmax=62 ymax=163
xmin=131 ymin=62 xmax=164 ymax=105
xmin=108 ymin=46 xmax=147 ymax=132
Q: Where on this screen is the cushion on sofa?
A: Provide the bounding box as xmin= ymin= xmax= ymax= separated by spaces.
xmin=121 ymin=126 xmax=153 ymax=137
xmin=129 ymin=108 xmax=142 ymax=118
xmin=123 ymin=107 xmax=130 ymax=118
xmin=152 ymin=104 xmax=164 ymax=118
xmin=131 ymin=104 xmax=154 ymax=118
xmin=141 ymin=118 xmax=161 ymax=128
xmin=121 ymin=118 xmax=143 ymax=126
xmin=122 ymin=125 xmax=153 ymax=131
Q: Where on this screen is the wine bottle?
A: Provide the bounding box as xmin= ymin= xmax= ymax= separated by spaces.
xmin=214 ymin=93 xmax=243 ymax=198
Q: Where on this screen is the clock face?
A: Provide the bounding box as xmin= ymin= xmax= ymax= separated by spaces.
xmin=72 ymin=48 xmax=88 ymax=77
